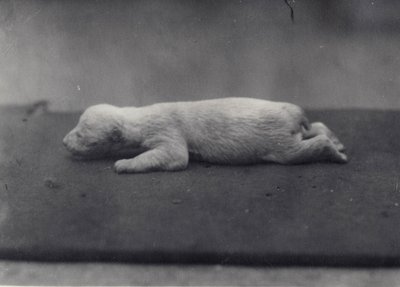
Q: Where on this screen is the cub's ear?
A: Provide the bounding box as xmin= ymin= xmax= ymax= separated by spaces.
xmin=109 ymin=127 xmax=125 ymax=143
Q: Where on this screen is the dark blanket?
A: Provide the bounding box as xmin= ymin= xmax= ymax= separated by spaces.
xmin=0 ymin=106 xmax=399 ymax=266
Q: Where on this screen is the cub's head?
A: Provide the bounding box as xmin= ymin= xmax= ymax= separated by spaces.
xmin=63 ymin=104 xmax=126 ymax=158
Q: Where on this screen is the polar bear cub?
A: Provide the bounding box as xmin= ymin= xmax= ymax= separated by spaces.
xmin=63 ymin=98 xmax=347 ymax=173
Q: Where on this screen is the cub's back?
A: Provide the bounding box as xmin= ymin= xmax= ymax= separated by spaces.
xmin=178 ymin=97 xmax=304 ymax=134
xmin=172 ymin=98 xmax=305 ymax=163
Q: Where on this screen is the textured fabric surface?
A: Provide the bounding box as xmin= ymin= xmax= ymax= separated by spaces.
xmin=0 ymin=107 xmax=399 ymax=266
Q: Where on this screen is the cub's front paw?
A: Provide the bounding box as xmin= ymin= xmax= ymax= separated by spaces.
xmin=114 ymin=159 xmax=132 ymax=174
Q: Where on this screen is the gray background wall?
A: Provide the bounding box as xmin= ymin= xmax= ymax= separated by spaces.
xmin=0 ymin=0 xmax=399 ymax=111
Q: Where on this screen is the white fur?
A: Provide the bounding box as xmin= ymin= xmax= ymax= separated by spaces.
xmin=63 ymin=98 xmax=347 ymax=173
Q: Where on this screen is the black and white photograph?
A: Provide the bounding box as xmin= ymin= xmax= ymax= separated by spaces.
xmin=0 ymin=0 xmax=400 ymax=286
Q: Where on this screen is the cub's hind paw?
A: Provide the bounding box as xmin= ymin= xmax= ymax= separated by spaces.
xmin=330 ymin=149 xmax=348 ymax=164
xmin=336 ymin=151 xmax=348 ymax=163
xmin=334 ymin=141 xmax=346 ymax=153
xmin=326 ymin=130 xmax=346 ymax=152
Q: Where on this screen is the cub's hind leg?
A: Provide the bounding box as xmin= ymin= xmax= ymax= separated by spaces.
xmin=302 ymin=122 xmax=345 ymax=152
xmin=277 ymin=134 xmax=348 ymax=164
